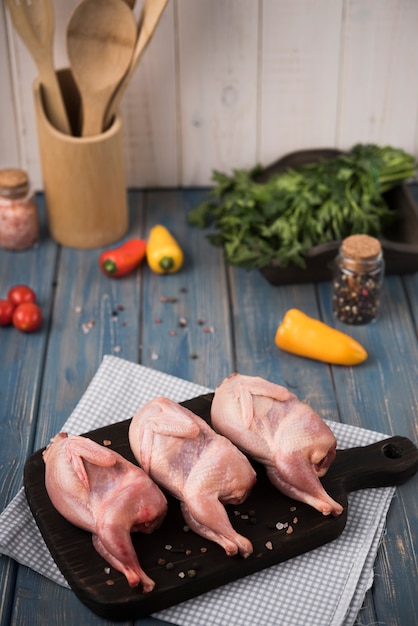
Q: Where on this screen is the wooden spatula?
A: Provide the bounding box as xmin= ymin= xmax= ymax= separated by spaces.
xmin=5 ymin=0 xmax=71 ymax=135
xmin=103 ymin=0 xmax=170 ymax=131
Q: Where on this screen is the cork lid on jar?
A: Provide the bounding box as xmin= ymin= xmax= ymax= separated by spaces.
xmin=340 ymin=234 xmax=382 ymax=270
xmin=0 ymin=168 xmax=30 ymax=199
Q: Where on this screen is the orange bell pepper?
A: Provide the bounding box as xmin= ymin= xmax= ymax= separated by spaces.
xmin=275 ymin=308 xmax=368 ymax=365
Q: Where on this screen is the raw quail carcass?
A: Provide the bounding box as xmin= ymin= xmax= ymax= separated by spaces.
xmin=128 ymin=397 xmax=257 ymax=557
xmin=211 ymin=373 xmax=343 ymax=517
xmin=43 ymin=433 xmax=167 ymax=591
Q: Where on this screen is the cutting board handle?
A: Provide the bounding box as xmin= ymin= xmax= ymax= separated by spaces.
xmin=329 ymin=436 xmax=418 ymax=493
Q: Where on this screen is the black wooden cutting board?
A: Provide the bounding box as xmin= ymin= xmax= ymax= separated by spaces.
xmin=24 ymin=393 xmax=418 ymax=621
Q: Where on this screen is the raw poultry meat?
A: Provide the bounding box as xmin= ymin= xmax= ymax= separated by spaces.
xmin=211 ymin=374 xmax=343 ymax=517
xmin=128 ymin=397 xmax=257 ymax=557
xmin=43 ymin=433 xmax=167 ymax=591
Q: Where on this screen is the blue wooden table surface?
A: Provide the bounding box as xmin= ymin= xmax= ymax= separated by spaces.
xmin=0 ymin=187 xmax=417 ymax=626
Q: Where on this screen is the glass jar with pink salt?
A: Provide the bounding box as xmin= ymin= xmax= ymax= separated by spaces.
xmin=0 ymin=168 xmax=40 ymax=251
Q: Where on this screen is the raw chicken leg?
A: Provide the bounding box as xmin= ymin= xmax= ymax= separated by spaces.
xmin=129 ymin=397 xmax=257 ymax=558
xmin=43 ymin=433 xmax=167 ymax=591
xmin=211 ymin=374 xmax=343 ymax=517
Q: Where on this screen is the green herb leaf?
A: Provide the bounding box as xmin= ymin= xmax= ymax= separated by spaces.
xmin=188 ymin=144 xmax=417 ymax=270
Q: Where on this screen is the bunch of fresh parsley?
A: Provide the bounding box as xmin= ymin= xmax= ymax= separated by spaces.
xmin=188 ymin=144 xmax=417 ymax=269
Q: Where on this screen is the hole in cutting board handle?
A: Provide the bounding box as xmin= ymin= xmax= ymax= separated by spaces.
xmin=382 ymin=442 xmax=403 ymax=459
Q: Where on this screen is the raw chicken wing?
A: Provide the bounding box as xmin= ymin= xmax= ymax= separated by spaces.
xmin=43 ymin=433 xmax=168 ymax=591
xmin=129 ymin=397 xmax=257 ymax=557
xmin=211 ymin=374 xmax=343 ymax=516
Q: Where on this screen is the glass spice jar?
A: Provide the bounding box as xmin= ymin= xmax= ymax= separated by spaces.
xmin=332 ymin=234 xmax=384 ymax=325
xmin=0 ymin=168 xmax=40 ymax=251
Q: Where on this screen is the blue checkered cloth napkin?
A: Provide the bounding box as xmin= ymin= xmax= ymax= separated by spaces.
xmin=0 ymin=356 xmax=395 ymax=626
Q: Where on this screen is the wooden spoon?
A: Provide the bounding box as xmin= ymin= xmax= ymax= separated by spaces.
xmin=66 ymin=0 xmax=137 ymax=136
xmin=103 ymin=0 xmax=169 ymax=130
xmin=5 ymin=0 xmax=71 ymax=135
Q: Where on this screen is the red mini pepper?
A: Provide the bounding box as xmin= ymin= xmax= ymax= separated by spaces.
xmin=99 ymin=238 xmax=147 ymax=277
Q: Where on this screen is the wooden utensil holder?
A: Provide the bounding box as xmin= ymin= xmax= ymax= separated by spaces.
xmin=33 ymin=69 xmax=128 ymax=248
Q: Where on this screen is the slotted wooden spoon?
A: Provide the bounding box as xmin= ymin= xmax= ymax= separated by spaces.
xmin=66 ymin=0 xmax=137 ymax=136
xmin=5 ymin=0 xmax=71 ymax=135
xmin=103 ymin=0 xmax=169 ymax=130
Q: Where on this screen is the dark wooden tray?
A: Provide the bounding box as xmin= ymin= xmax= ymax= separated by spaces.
xmin=256 ymin=149 xmax=418 ymax=285
xmin=24 ymin=394 xmax=418 ymax=620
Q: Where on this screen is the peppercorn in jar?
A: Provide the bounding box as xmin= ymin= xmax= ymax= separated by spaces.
xmin=332 ymin=234 xmax=384 ymax=325
xmin=0 ymin=168 xmax=39 ymax=251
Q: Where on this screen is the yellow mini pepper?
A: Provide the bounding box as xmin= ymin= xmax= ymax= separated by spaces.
xmin=146 ymin=225 xmax=184 ymax=274
xmin=275 ymin=308 xmax=367 ymax=365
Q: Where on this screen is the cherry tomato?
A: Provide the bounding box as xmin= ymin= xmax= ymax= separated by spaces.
xmin=12 ymin=302 xmax=43 ymax=333
xmin=0 ymin=299 xmax=15 ymax=326
xmin=8 ymin=284 xmax=37 ymax=307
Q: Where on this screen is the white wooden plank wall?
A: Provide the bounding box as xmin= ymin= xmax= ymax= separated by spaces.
xmin=1 ymin=0 xmax=418 ymax=189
